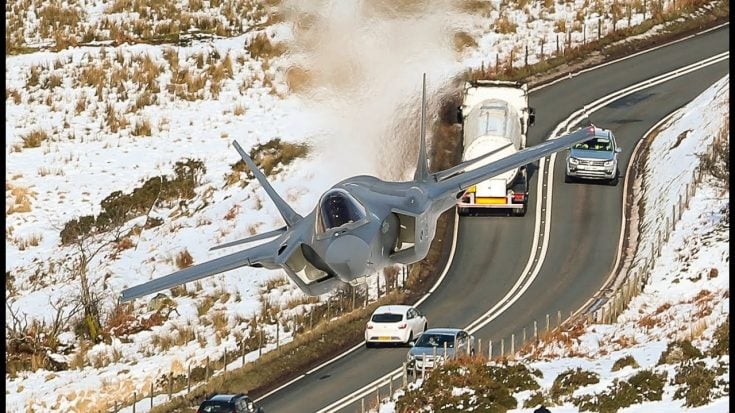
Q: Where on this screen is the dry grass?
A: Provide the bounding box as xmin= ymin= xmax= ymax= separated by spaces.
xmin=21 ymin=129 xmax=49 ymax=148
xmin=285 ymin=66 xmax=312 ymax=94
xmin=233 ymin=104 xmax=246 ymax=116
xmin=495 ymin=14 xmax=518 ymax=34
xmin=175 ymin=249 xmax=194 ymax=269
xmin=246 ymin=32 xmax=287 ymax=60
xmin=105 ymin=104 xmax=129 ymax=133
xmin=6 ymin=184 xmax=37 ymax=214
xmin=12 ymin=233 xmax=43 ymax=251
xmin=132 ymin=117 xmax=153 ymax=137
xmin=7 ymin=88 xmax=22 ymax=104
xmin=554 ymin=19 xmax=567 ymax=33
xmin=197 ymin=296 xmax=217 ymax=317
xmin=453 ymin=31 xmax=478 ymax=52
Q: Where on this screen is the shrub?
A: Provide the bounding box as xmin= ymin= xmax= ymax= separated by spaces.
xmin=550 ymin=367 xmax=599 ymax=400
xmin=657 ymin=340 xmax=702 ymax=365
xmin=673 ymin=361 xmax=728 ymax=407
xmin=574 ymin=370 xmax=667 ymax=412
xmin=488 ymin=362 xmax=542 ymax=393
xmin=707 ymin=316 xmax=729 ymax=356
xmin=611 ymin=355 xmax=639 ymax=371
xmin=396 ymin=360 xmax=518 ymax=412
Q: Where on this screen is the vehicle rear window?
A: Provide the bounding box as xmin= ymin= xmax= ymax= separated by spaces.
xmin=371 ymin=313 xmax=403 ymax=323
xmin=199 ymin=401 xmax=232 ymax=413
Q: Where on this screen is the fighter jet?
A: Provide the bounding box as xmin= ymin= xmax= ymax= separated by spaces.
xmin=120 ymin=75 xmax=598 ymax=301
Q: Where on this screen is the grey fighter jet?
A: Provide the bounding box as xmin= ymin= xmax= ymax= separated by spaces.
xmin=120 ymin=75 xmax=598 ymax=301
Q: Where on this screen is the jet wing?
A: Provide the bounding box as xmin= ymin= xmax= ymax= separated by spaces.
xmin=119 ymin=237 xmax=280 ymax=301
xmin=433 ymin=126 xmax=596 ymax=197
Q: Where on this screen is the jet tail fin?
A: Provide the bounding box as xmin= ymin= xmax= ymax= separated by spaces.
xmin=232 ymin=140 xmax=302 ymax=227
xmin=413 ymin=73 xmax=430 ymax=182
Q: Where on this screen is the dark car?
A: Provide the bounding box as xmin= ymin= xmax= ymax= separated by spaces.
xmin=197 ymin=394 xmax=264 ymax=413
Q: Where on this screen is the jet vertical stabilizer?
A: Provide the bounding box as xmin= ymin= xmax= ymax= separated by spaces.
xmin=413 ymin=73 xmax=430 ymax=183
xmin=232 ymin=140 xmax=302 ymax=227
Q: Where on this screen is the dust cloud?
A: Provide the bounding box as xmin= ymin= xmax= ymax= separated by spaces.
xmin=282 ymin=0 xmax=464 ymax=182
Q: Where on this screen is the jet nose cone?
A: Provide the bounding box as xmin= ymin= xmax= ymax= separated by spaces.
xmin=324 ymin=234 xmax=370 ymax=282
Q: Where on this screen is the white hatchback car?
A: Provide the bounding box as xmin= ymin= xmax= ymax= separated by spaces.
xmin=365 ymin=305 xmax=428 ymax=348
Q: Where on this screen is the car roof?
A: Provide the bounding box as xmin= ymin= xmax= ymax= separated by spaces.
xmin=372 ymin=305 xmax=412 ymax=314
xmin=208 ymin=394 xmax=246 ymax=402
xmin=422 ymin=328 xmax=462 ymax=335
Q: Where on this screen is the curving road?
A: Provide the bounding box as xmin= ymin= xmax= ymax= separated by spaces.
xmin=258 ymin=24 xmax=729 ymax=413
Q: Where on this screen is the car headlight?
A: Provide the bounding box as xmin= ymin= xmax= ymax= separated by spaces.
xmin=568 ymin=157 xmax=579 ymax=165
xmin=604 ymin=160 xmax=614 ymax=167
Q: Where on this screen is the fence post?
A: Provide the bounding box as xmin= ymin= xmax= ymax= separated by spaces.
xmin=168 ymin=372 xmax=172 ymax=400
xmin=389 ymin=377 xmax=393 ymax=399
xmin=377 ymin=275 xmax=381 ymax=298
xmin=376 ymin=385 xmax=380 ymax=406
xmin=556 ymin=33 xmax=560 ymax=54
xmin=511 ymin=333 xmax=515 ymax=356
xmin=500 ymin=338 xmax=505 ymax=358
xmin=206 ymin=356 xmax=210 ymax=383
xmin=524 ymin=44 xmax=528 ymax=67
xmin=276 ymin=320 xmax=280 ymax=350
xmin=133 ymin=392 xmax=136 ymax=413
xmin=534 ymin=320 xmax=538 ymax=339
xmin=241 ymin=340 xmax=246 ymax=365
xmin=522 ymin=327 xmax=526 ymax=345
xmin=546 ymin=314 xmax=550 ymax=332
xmin=489 ymin=340 xmax=493 ymax=360
xmin=557 ymin=310 xmax=562 ymax=327
xmin=352 ymin=288 xmax=356 ymax=311
xmin=598 ymin=17 xmax=601 ymax=40
xmin=583 ymin=23 xmax=586 ymax=44
xmin=224 ymin=349 xmax=228 ymax=380
xmin=402 ymin=362 xmax=408 ymax=388
xmin=478 ymin=338 xmax=482 ymax=357
xmin=361 ymin=398 xmax=365 ymax=413
xmin=259 ymin=330 xmax=263 ymax=357
xmin=541 ymin=40 xmax=544 ymax=59
xmin=149 ymin=381 xmax=153 ymax=408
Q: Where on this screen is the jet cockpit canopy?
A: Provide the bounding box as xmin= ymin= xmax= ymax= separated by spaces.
xmin=317 ymin=189 xmax=367 ymax=232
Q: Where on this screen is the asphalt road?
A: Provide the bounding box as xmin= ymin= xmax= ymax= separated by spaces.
xmin=259 ymin=24 xmax=729 ymax=413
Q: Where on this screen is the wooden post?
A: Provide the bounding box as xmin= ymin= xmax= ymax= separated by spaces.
xmin=361 ymin=398 xmax=365 ymax=413
xmin=402 ymin=362 xmax=408 ymax=388
xmin=489 ymin=340 xmax=493 ymax=360
xmin=546 ymin=314 xmax=550 ymax=332
xmin=206 ymin=356 xmax=209 ymax=383
xmin=276 ymin=320 xmax=280 ymax=350
xmin=327 ymin=299 xmax=331 ymax=320
xmin=524 ymin=44 xmax=528 ymax=67
xmin=259 ymin=330 xmax=263 ymax=356
xmin=522 ymin=327 xmax=526 ymax=344
xmin=541 ymin=39 xmax=544 ymax=59
xmin=187 ymin=364 xmax=191 ymax=394
xmin=511 ymin=333 xmax=515 ymax=355
xmin=534 ymin=320 xmax=538 ymax=338
xmin=149 ymin=382 xmax=153 ymax=408
xmin=557 ymin=310 xmax=561 ymax=327
xmin=389 ymin=377 xmax=393 ymax=399
xmin=478 ymin=338 xmax=482 ymax=357
xmin=168 ymin=372 xmax=172 ymax=400
xmin=133 ymin=392 xmax=137 ymax=413
xmin=352 ymin=288 xmax=356 ymax=311
xmin=376 ymin=385 xmax=380 ymax=406
xmin=376 ymin=275 xmax=381 ymax=298
xmin=241 ymin=340 xmax=246 ymax=365
xmin=598 ymin=17 xmax=601 ymax=40
xmin=583 ymin=23 xmax=586 ymax=44
xmin=444 ymin=341 xmax=448 ymax=358
xmin=556 ymin=33 xmax=560 ymax=54
xmin=224 ymin=349 xmax=228 ymax=380
xmin=509 ymin=49 xmax=513 ymax=71
xmin=495 ymin=53 xmax=499 ymax=71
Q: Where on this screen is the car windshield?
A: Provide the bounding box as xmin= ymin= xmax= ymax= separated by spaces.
xmin=573 ymin=137 xmax=612 ymax=151
xmin=198 ymin=402 xmax=232 ymax=413
xmin=414 ymin=333 xmax=455 ymax=348
xmin=372 ymin=313 xmax=403 ymax=323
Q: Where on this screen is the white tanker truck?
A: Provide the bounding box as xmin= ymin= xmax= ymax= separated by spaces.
xmin=456 ymin=80 xmax=535 ymax=216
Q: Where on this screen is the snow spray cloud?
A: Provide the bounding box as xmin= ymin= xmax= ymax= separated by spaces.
xmin=282 ymin=0 xmax=463 ymax=181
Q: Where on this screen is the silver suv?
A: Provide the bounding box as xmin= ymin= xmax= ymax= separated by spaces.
xmin=406 ymin=328 xmax=474 ymax=375
xmin=565 ymin=126 xmax=621 ymax=185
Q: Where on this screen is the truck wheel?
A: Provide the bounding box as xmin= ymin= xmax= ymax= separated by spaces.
xmin=512 ymin=202 xmax=527 ymax=217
